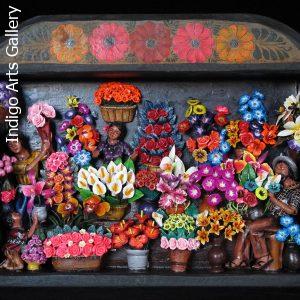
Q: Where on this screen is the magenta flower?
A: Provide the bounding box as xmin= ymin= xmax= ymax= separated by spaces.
xmin=212 ymin=166 xmax=222 ymax=178
xmin=78 ymin=103 xmax=90 ymax=115
xmin=67 ymin=139 xmax=82 ymax=155
xmin=230 ymin=181 xmax=239 ymax=188
xmin=217 ymin=179 xmax=228 ymax=192
xmin=172 ymin=188 xmax=187 ymax=205
xmin=207 ymin=193 xmax=222 ymax=206
xmin=225 ymin=187 xmax=238 ymax=201
xmin=222 ymin=169 xmax=234 ymax=181
xmin=189 ymin=171 xmax=202 ymax=184
xmin=202 ymin=176 xmax=216 ymax=192
xmin=159 ymin=194 xmax=173 ymax=209
xmin=59 ymin=120 xmax=70 ymax=132
xmin=198 ymin=165 xmax=212 ymax=177
xmin=187 ymin=184 xmax=201 ymax=199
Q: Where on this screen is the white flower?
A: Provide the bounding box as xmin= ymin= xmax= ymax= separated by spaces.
xmin=79 ymin=229 xmax=86 ymax=234
xmin=67 ymin=240 xmax=73 ymax=247
xmin=159 ymin=146 xmax=185 ymax=176
xmin=122 ymin=183 xmax=135 ymax=199
xmin=79 ymin=241 xmax=86 ymax=248
xmin=278 ymin=115 xmax=300 ymax=147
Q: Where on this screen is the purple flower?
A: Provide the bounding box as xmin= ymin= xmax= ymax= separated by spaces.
xmin=198 ymin=164 xmax=212 ymax=177
xmin=207 ymin=193 xmax=222 ymax=206
xmin=67 ymin=139 xmax=82 ymax=155
xmin=187 ymin=184 xmax=201 ymax=199
xmin=217 ymin=179 xmax=228 ymax=192
xmin=78 ymin=103 xmax=90 ymax=115
xmin=202 ymin=176 xmax=216 ymax=192
xmin=225 ymin=187 xmax=238 ymax=201
xmin=221 ymin=169 xmax=234 ymax=181
xmin=288 ymin=140 xmax=300 ymax=152
xmin=189 ymin=171 xmax=202 ymax=183
xmin=212 ymin=166 xmax=222 ymax=178
xmin=59 ymin=120 xmax=70 ymax=132
xmin=230 ymin=181 xmax=238 ymax=188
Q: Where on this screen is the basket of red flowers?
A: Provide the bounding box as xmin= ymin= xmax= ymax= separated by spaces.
xmin=94 ymin=82 xmax=142 ymax=123
xmin=110 ymin=211 xmax=160 ymax=271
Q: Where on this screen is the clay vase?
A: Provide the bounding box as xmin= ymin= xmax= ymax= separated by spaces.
xmin=169 ymin=249 xmax=191 ymax=272
xmin=101 ymin=203 xmax=129 ymax=221
xmin=283 ymin=242 xmax=300 ymax=272
xmin=207 ymin=236 xmax=227 ymax=273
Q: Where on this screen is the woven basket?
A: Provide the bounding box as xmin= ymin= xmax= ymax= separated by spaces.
xmin=100 ymin=105 xmax=137 ymax=123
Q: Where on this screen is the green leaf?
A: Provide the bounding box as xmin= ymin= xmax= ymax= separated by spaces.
xmin=88 ymin=225 xmax=96 ymax=233
xmin=248 ymin=165 xmax=256 ymax=181
xmin=177 ymin=228 xmax=186 ymax=238
xmin=124 ymin=158 xmax=135 ymax=172
xmin=114 ymin=158 xmax=123 ymax=165
xmin=185 ymin=203 xmax=198 ymax=218
xmin=128 ymin=189 xmax=144 ymax=203
xmin=63 ymin=225 xmax=72 ymax=233
xmin=106 ymin=195 xmax=120 ymax=205
xmin=78 ymin=188 xmax=93 ymax=200
xmin=139 ymin=187 xmax=160 ymax=201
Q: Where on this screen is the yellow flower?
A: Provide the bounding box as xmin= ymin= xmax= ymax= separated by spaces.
xmin=232 ymin=220 xmax=245 ymax=233
xmin=255 ymin=187 xmax=268 ymax=201
xmin=224 ymin=225 xmax=236 ymax=241
xmin=196 ymin=213 xmax=211 ymax=227
xmin=209 ymin=222 xmax=225 ymax=236
xmin=192 ymin=149 xmax=208 ymax=163
xmin=197 ymin=228 xmax=210 ymax=245
xmin=226 ymin=121 xmax=239 ymax=136
xmin=67 ymin=96 xmax=79 ymax=108
xmin=66 ymin=126 xmax=77 ymax=141
xmin=209 ymin=210 xmax=222 ymax=223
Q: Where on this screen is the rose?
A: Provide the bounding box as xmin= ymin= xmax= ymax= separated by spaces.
xmin=150 ymin=156 xmax=161 ymax=166
xmin=82 ymin=244 xmax=93 ymax=257
xmin=158 ymin=109 xmax=168 ymax=118
xmin=93 ymin=245 xmax=107 ymax=256
xmin=163 ymin=123 xmax=172 ymax=133
xmin=42 ymin=103 xmax=56 ymax=118
xmin=93 ymin=234 xmax=103 ymax=245
xmin=55 ymin=245 xmax=68 ymax=258
xmin=147 ymin=109 xmax=159 ymax=121
xmin=238 ymin=121 xmax=250 ymax=132
xmin=157 ymin=138 xmax=169 ymax=150
xmin=69 ymin=244 xmax=81 ymax=257
xmin=240 ymin=132 xmax=254 ymax=147
xmin=71 ymin=115 xmax=84 ymax=128
xmin=187 ymin=238 xmax=200 ymax=251
xmin=31 ymin=114 xmax=46 ymax=128
xmin=61 ymin=233 xmax=72 ymax=244
xmin=81 ymin=233 xmax=91 ymax=243
xmin=169 ymin=238 xmax=178 ymax=250
xmin=43 ymin=246 xmax=55 ymax=258
xmin=214 ymin=113 xmax=228 ymax=126
xmin=144 ymin=124 xmax=153 ymax=135
xmin=140 ymin=153 xmax=150 ymax=164
xmin=102 ymin=236 xmax=112 ymax=249
xmin=153 ymin=124 xmax=163 ymax=136
xmin=160 ymin=236 xmax=169 ymax=249
xmin=51 ymin=235 xmax=62 ymax=247
xmin=177 ymin=238 xmax=188 ymax=250
xmin=244 ymin=190 xmax=258 ymax=207
xmin=145 ymin=139 xmax=157 ymax=151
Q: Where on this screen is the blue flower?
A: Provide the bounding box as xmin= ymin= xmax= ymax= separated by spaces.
xmin=248 ymin=98 xmax=261 ymax=110
xmin=275 ymin=229 xmax=289 ymax=243
xmin=220 ymin=141 xmax=231 ymax=154
xmin=239 ymin=104 xmax=249 ymax=114
xmin=239 ymin=94 xmax=251 ymax=105
xmin=288 ymin=224 xmax=300 ymax=237
xmin=294 ymin=233 xmax=300 ymax=246
xmin=220 ymin=129 xmax=227 ymax=138
xmin=208 ymin=150 xmax=223 ymax=166
xmin=268 ymin=182 xmax=281 ymax=193
xmin=242 ymin=112 xmax=253 ymax=122
xmin=252 ymin=91 xmax=265 ymax=101
xmin=253 ymin=109 xmax=266 ymax=121
xmin=72 ymin=150 xmax=92 ymax=167
xmin=280 ymin=215 xmax=294 ymax=228
xmin=244 ymin=181 xmax=258 ymax=191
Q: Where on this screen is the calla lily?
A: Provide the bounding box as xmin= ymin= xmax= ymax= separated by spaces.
xmin=88 ymin=166 xmax=98 ymax=176
xmin=276 ymin=93 xmax=300 ymax=124
xmin=78 ymin=168 xmax=89 ymax=181
xmin=152 ymin=211 xmax=163 ymax=227
xmin=98 ymin=166 xmax=109 ymax=182
xmin=127 ymin=170 xmax=135 ymax=184
xmin=159 ymin=146 xmax=185 ymax=176
xmin=108 ymin=179 xmax=122 ymax=196
xmin=278 ymin=115 xmax=300 ymax=147
xmin=255 ymin=170 xmax=268 ymax=187
xmin=107 ymin=161 xmax=117 ymax=174
xmin=264 ymin=174 xmax=282 ymax=190
xmin=181 ymin=166 xmax=198 ymax=184
xmin=87 ymin=173 xmax=98 ymax=186
xmin=116 ymin=163 xmax=126 ymax=173
xmin=78 ymin=177 xmax=89 ymax=190
xmin=114 ymin=170 xmax=128 ymax=185
xmin=122 ymin=183 xmax=135 ymax=199
xmin=92 ymin=180 xmax=107 ymax=196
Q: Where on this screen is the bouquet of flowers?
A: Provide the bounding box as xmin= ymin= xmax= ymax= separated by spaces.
xmin=275 ymin=215 xmax=300 ymax=245
xmin=56 ymin=96 xmax=100 ymax=160
xmin=0 ymin=154 xmax=16 ymax=178
xmin=27 ymin=102 xmax=56 ymax=128
xmin=135 ymin=168 xmax=160 ymax=201
xmin=21 ymin=235 xmax=47 ymax=265
xmin=196 ymin=208 xmax=245 ymax=245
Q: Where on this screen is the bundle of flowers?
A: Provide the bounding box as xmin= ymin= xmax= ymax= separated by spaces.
xmin=27 ymin=102 xmax=56 ymax=127
xmin=110 ymin=211 xmax=159 ymax=249
xmin=275 ymin=215 xmax=300 ymax=245
xmin=77 ymin=159 xmax=143 ymax=207
xmin=135 ymin=169 xmax=160 ymax=201
xmin=94 ymin=82 xmax=142 ymax=106
xmin=152 ymin=204 xmax=200 ymax=251
xmin=0 ymin=154 xmax=16 ymax=177
xmin=45 ymin=151 xmax=75 ymax=208
xmin=43 ymin=226 xmax=112 ymax=259
xmin=196 ymin=208 xmax=245 ymax=245
xmin=56 ymin=96 xmax=100 ymax=160
xmin=21 ymin=235 xmax=47 ymax=264
xmin=186 ymin=164 xmax=238 ymax=207
xmin=156 ymin=146 xmax=197 ymax=211
xmin=131 ymin=100 xmax=184 ymax=167
xmin=277 ymin=93 xmax=300 ymax=152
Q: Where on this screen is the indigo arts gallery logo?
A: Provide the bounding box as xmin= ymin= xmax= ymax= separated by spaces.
xmin=4 ymin=6 xmax=22 ymax=143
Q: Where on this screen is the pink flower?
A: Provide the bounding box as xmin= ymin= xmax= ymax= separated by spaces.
xmin=160 ymin=236 xmax=169 ymax=249
xmin=198 ymin=165 xmax=212 ymax=176
xmin=42 ymin=103 xmax=56 ymax=118
xmin=187 ymin=238 xmax=200 ymax=251
xmin=187 ymin=184 xmax=201 ymax=199
xmin=207 ymin=193 xmax=222 ymax=206
xmin=130 ymin=21 xmax=171 ymax=63
xmin=69 ymin=244 xmax=81 ymax=257
xmin=169 ymin=238 xmax=178 ymax=250
xmin=177 ymin=238 xmax=188 ymax=250
xmin=172 ymin=188 xmax=187 ymax=205
xmin=93 ymin=244 xmax=107 ymax=256
xmin=217 ymin=179 xmax=228 ymax=192
xmin=50 ymin=235 xmax=62 ymax=247
xmin=31 ymin=114 xmax=46 ymax=128
xmin=28 ymin=103 xmax=43 ymax=118
xmin=89 ymin=23 xmax=129 ymax=62
xmin=71 ymin=232 xmax=82 ymax=243
xmin=81 ymin=233 xmax=91 ymax=243
xmin=102 ymin=236 xmax=112 ymax=249
xmin=222 ymin=169 xmax=234 ymax=181
xmin=82 ymin=244 xmax=93 ymax=257
xmin=93 ymin=234 xmax=104 ymax=245
xmin=61 ymin=233 xmax=72 ymax=244
xmin=56 ymin=245 xmax=68 ymax=258
xmin=202 ymin=177 xmax=216 ymax=192
xmin=225 ymin=187 xmax=238 ymax=201
xmin=159 ymin=194 xmax=173 ymax=209
xmin=172 ymin=22 xmax=214 ymax=63
xmin=43 ymin=246 xmax=55 ymax=258
xmin=46 ymin=152 xmax=69 ymax=172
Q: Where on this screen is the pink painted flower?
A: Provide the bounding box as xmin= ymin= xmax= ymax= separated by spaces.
xmin=102 ymin=236 xmax=112 ymax=249
xmin=50 ymin=235 xmax=62 ymax=247
xmin=212 ymin=166 xmax=222 ymax=178
xmin=56 ymin=245 xmax=68 ymax=258
xmin=198 ymin=165 xmax=212 ymax=177
xmin=69 ymin=244 xmax=81 ymax=257
xmin=172 ymin=22 xmax=214 ymax=63
xmin=82 ymin=244 xmax=93 ymax=257
xmin=43 ymin=246 xmax=55 ymax=258
xmin=202 ymin=177 xmax=216 ymax=192
xmin=187 ymin=184 xmax=201 ymax=199
xmin=71 ymin=232 xmax=82 ymax=243
xmin=225 ymin=187 xmax=238 ymax=201
xmin=160 ymin=236 xmax=169 ymax=249
xmin=31 ymin=114 xmax=46 ymax=128
xmin=187 ymin=238 xmax=200 ymax=251
xmin=46 ymin=152 xmax=69 ymax=172
xmin=89 ymin=23 xmax=129 ymax=62
xmin=169 ymin=238 xmax=177 ymax=250
xmin=130 ymin=21 xmax=171 ymax=63
xmin=207 ymin=193 xmax=222 ymax=206
xmin=42 ymin=103 xmax=56 ymax=118
xmin=217 ymin=179 xmax=228 ymax=192
xmin=159 ymin=194 xmax=174 ymax=209
xmin=81 ymin=232 xmax=91 ymax=243
xmin=172 ymin=188 xmax=187 ymax=205
xmin=177 ymin=238 xmax=188 ymax=250
xmin=61 ymin=233 xmax=72 ymax=244
xmin=93 ymin=244 xmax=107 ymax=256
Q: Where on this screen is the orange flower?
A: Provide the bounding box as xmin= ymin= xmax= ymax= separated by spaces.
xmin=261 ymin=124 xmax=278 ymax=145
xmin=228 ymin=135 xmax=240 ymax=148
xmin=186 ymin=138 xmax=197 ymax=153
xmin=197 ymin=213 xmax=211 ymax=227
xmin=247 ymin=139 xmax=266 ymax=157
xmin=209 ymin=222 xmax=225 ymax=236
xmin=57 ymin=197 xmax=79 ymax=218
xmin=53 ymin=183 xmax=64 ymax=193
xmin=207 ymin=131 xmax=220 ymax=151
xmin=83 ymin=195 xmax=110 ymax=217
xmin=226 ymin=120 xmax=239 ymax=136
xmin=197 ymin=136 xmax=210 ymax=149
xmin=197 ymin=228 xmax=210 ymax=245
xmin=78 ymin=125 xmax=93 ymax=142
xmin=84 ymin=139 xmax=97 ymax=152
xmin=224 ymin=225 xmax=236 ymax=241
xmin=54 ymin=174 xmax=64 ymax=184
xmin=53 ymin=192 xmax=64 ymax=204
xmin=216 ymin=25 xmax=255 ymax=63
xmin=232 ymin=220 xmax=245 ymax=233
xmin=50 ymin=24 xmax=88 ymax=63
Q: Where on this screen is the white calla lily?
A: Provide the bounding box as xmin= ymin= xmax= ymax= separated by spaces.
xmin=108 ymin=179 xmax=122 ymax=196
xmin=181 ymin=166 xmax=198 ymax=184
xmin=114 ymin=170 xmax=128 ymax=185
xmin=127 ymin=170 xmax=135 ymax=184
xmin=77 ymin=177 xmax=89 ymax=190
xmin=152 ymin=212 xmax=163 ymax=227
xmin=87 ymin=173 xmax=99 ymax=186
xmin=116 ymin=163 xmax=126 ymax=173
xmin=92 ymin=180 xmax=107 ymax=196
xmin=78 ymin=168 xmax=89 ymax=181
xmin=159 ymin=146 xmax=184 ymax=174
xmin=88 ymin=166 xmax=98 ymax=176
xmin=107 ymin=161 xmax=117 ymax=174
xmin=98 ymin=166 xmax=109 ymax=182
xmin=122 ymin=183 xmax=135 ymax=199
xmin=255 ymin=170 xmax=268 ymax=187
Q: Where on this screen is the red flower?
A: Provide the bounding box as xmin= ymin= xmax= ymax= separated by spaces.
xmin=243 ymin=190 xmax=258 ymax=207
xmin=89 ymin=23 xmax=129 ymax=62
xmin=247 ymin=139 xmax=266 ymax=157
xmin=144 ymin=124 xmax=153 ymax=135
xmin=158 ymin=109 xmax=168 ymax=118
xmin=135 ymin=212 xmax=149 ymax=224
xmin=172 ymin=22 xmax=214 ymax=63
xmin=261 ymin=124 xmax=278 ymax=145
xmin=157 ymin=138 xmax=169 ymax=150
xmin=147 ymin=109 xmax=159 ymax=121
xmin=140 ymin=152 xmax=150 ymax=164
xmin=178 ymin=120 xmax=191 ymax=133
xmin=215 ymin=106 xmax=229 ymax=114
xmin=144 ymin=139 xmax=157 ymax=151
xmin=145 ymin=226 xmax=160 ymax=240
xmin=238 ymin=121 xmax=250 ymax=133
xmin=240 ymin=131 xmax=254 ymax=147
xmin=139 ymin=138 xmax=147 ymax=147
xmin=197 ymin=135 xmax=210 ymax=149
xmin=1 ymin=189 xmax=16 ymax=204
xmin=186 ymin=138 xmax=197 ymax=152
xmin=71 ymin=115 xmax=84 ymax=128
xmin=153 ymin=124 xmax=163 ymax=136
xmin=130 ymin=21 xmax=171 ymax=63
xmin=214 ymin=113 xmax=228 ymax=126
xmin=167 ymin=137 xmax=174 ymax=145
xmin=163 ymin=123 xmax=172 ymax=133
xmin=129 ymin=234 xmax=149 ymax=249
xmin=150 ymin=156 xmax=161 ymax=166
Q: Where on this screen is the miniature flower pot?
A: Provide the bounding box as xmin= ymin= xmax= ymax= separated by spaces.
xmin=283 ymin=242 xmax=300 ymax=272
xmin=100 ymin=105 xmax=136 ymax=123
xmin=32 ymin=206 xmax=47 ymax=223
xmin=169 ymin=249 xmax=191 ymax=272
xmin=207 ymin=236 xmax=227 ymax=273
xmin=101 ymin=203 xmax=129 ymax=221
xmin=52 ymin=256 xmax=102 ymax=272
xmin=27 ymin=262 xmax=41 ymax=271
xmin=126 ymin=249 xmax=149 ymax=271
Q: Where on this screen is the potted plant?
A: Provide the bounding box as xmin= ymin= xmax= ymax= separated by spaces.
xmin=110 ymin=211 xmax=159 ymax=271
xmin=76 ymin=158 xmax=143 ymax=221
xmin=21 ymin=234 xmax=47 ymax=271
xmin=94 ymin=82 xmax=142 ymax=123
xmin=43 ymin=225 xmax=112 ymax=272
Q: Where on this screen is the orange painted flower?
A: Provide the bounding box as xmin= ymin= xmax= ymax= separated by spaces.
xmin=83 ymin=195 xmax=110 ymax=217
xmin=54 ymin=174 xmax=64 ymax=184
xmin=224 ymin=225 xmax=236 ymax=241
xmin=53 ymin=183 xmax=64 ymax=193
xmin=228 ymin=135 xmax=240 ymax=148
xmin=53 ymin=192 xmax=64 ymax=204
xmin=78 ymin=125 xmax=93 ymax=142
xmin=196 ymin=213 xmax=211 ymax=227
xmin=50 ymin=24 xmax=88 ymax=63
xmin=197 ymin=135 xmax=210 ymax=149
xmin=207 ymin=131 xmax=220 ymax=151
xmin=232 ymin=220 xmax=245 ymax=233
xmin=261 ymin=124 xmax=278 ymax=145
xmin=247 ymin=139 xmax=266 ymax=157
xmin=186 ymin=138 xmax=197 ymax=153
xmin=197 ymin=228 xmax=210 ymax=245
xmin=57 ymin=197 xmax=79 ymax=218
xmin=209 ymin=222 xmax=225 ymax=236
xmin=226 ymin=120 xmax=240 ymax=136
xmin=216 ymin=25 xmax=255 ymax=63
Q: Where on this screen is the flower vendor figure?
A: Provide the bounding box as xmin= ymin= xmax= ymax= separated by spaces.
xmin=227 ymin=154 xmax=300 ymax=271
xmin=0 ymin=211 xmax=38 ymax=271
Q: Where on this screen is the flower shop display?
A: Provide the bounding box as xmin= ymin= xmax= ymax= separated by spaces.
xmin=21 ymin=234 xmax=47 ymax=271
xmin=77 ymin=159 xmax=143 ymax=220
xmin=56 ymin=96 xmax=100 ymax=160
xmin=43 ymin=226 xmax=112 ymax=271
xmin=131 ymin=100 xmax=184 ymax=168
xmin=153 ymin=203 xmax=200 ymax=272
xmin=110 ymin=211 xmax=159 ymax=270
xmin=94 ymin=82 xmax=142 ymax=122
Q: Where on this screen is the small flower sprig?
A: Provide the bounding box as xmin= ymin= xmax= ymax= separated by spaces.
xmin=275 ymin=215 xmax=300 ymax=245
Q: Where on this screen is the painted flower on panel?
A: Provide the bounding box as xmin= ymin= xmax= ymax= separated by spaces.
xmin=172 ymin=22 xmax=214 ymax=63
xmin=130 ymin=21 xmax=171 ymax=63
xmin=215 ymin=24 xmax=255 ymax=63
xmin=89 ymin=22 xmax=129 ymax=62
xmin=50 ymin=24 xmax=88 ymax=63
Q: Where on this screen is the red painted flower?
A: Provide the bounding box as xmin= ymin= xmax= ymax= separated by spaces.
xmin=89 ymin=23 xmax=129 ymax=62
xmin=172 ymin=22 xmax=214 ymax=63
xmin=130 ymin=21 xmax=171 ymax=63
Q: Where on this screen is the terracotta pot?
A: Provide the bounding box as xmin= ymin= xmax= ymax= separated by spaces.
xmin=283 ymin=242 xmax=300 ymax=272
xmin=101 ymin=203 xmax=129 ymax=221
xmin=52 ymin=256 xmax=102 ymax=272
xmin=100 ymin=105 xmax=136 ymax=123
xmin=27 ymin=262 xmax=41 ymax=271
xmin=207 ymin=236 xmax=227 ymax=273
xmin=126 ymin=249 xmax=149 ymax=271
xmin=169 ymin=249 xmax=191 ymax=272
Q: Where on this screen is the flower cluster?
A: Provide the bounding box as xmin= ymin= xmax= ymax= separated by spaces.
xmin=0 ymin=154 xmax=16 ymax=177
xmin=160 ymin=236 xmax=199 ymax=251
xmin=43 ymin=229 xmax=112 ymax=258
xmin=162 ymin=213 xmax=196 ymax=233
xmin=0 ymin=188 xmax=16 ymax=204
xmin=45 ymin=152 xmax=69 ymax=173
xmin=110 ymin=212 xmax=159 ymax=249
xmin=196 ymin=208 xmax=245 ymax=245
xmin=94 ymin=82 xmax=142 ymax=105
xmin=131 ymin=101 xmax=184 ymax=166
xmin=21 ymin=235 xmax=47 ymax=264
xmin=27 ymin=102 xmax=56 ymax=128
xmin=57 ymin=96 xmax=100 ymax=158
xmin=275 ymin=215 xmax=300 ymax=245
xmin=135 ymin=169 xmax=159 ymax=191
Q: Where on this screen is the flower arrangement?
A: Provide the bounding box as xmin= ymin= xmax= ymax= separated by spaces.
xmin=94 ymin=82 xmax=142 ymax=106
xmin=27 ymin=102 xmax=56 ymax=128
xmin=0 ymin=154 xmax=16 ymax=178
xmin=131 ymin=100 xmax=184 ymax=167
xmin=56 ymin=96 xmax=100 ymax=159
xmin=277 ymin=93 xmax=300 ymax=152
xmin=110 ymin=211 xmax=159 ymax=249
xmin=135 ymin=168 xmax=160 ymax=201
xmin=275 ymin=215 xmax=300 ymax=245
xmin=21 ymin=235 xmax=47 ymax=266
xmin=196 ymin=208 xmax=245 ymax=245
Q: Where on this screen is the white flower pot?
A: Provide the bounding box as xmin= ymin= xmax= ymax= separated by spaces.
xmin=126 ymin=249 xmax=149 ymax=271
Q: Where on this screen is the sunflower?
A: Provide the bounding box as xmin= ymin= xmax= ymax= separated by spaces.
xmin=192 ymin=149 xmax=208 ymax=163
